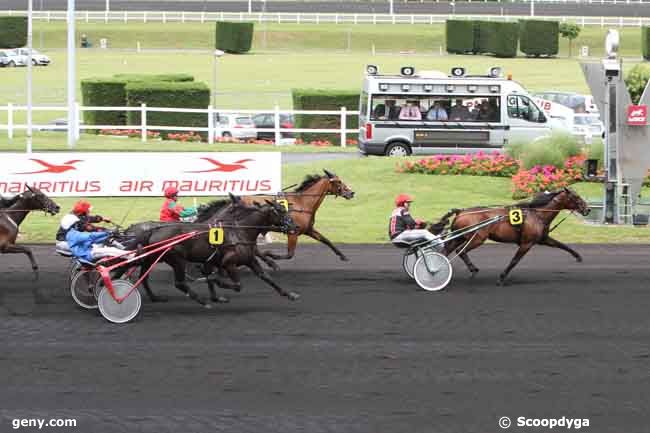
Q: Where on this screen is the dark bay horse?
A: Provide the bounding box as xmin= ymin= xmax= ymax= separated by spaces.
xmin=242 ymin=169 xmax=355 ymax=263
xmin=0 ymin=187 xmax=60 ymax=279
xmin=435 ymin=188 xmax=590 ymax=285
xmin=124 ymin=197 xmax=298 ymax=306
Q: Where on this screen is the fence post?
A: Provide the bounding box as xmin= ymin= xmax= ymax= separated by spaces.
xmin=208 ymin=105 xmax=214 ymax=144
xmin=85 ymin=11 xmax=89 ymax=23
xmin=124 ymin=10 xmax=127 ymax=23
xmin=340 ymin=107 xmax=347 ymax=147
xmin=143 ymin=11 xmax=147 ymax=23
xmin=7 ymin=103 xmax=13 ymax=140
xmin=163 ymin=11 xmax=166 ymax=24
xmin=201 ymin=11 xmax=205 ymax=23
xmin=182 ymin=11 xmax=185 ymax=23
xmin=104 ymin=11 xmax=108 ymax=23
xmin=75 ymin=102 xmax=81 ymax=140
xmin=141 ymin=103 xmax=147 ymax=142
xmin=274 ymin=105 xmax=281 ymax=146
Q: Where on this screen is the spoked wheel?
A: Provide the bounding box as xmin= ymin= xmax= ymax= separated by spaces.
xmin=70 ymin=269 xmax=100 ymax=309
xmin=98 ymin=279 xmax=142 ymax=324
xmin=413 ymin=252 xmax=453 ymax=292
xmin=67 ymin=261 xmax=82 ymax=285
xmin=402 ymin=251 xmax=417 ymax=279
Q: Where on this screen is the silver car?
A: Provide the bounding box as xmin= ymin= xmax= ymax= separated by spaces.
xmin=214 ymin=113 xmax=257 ymax=140
xmin=0 ymin=49 xmax=27 ymax=67
xmin=12 ymin=48 xmax=51 ymax=66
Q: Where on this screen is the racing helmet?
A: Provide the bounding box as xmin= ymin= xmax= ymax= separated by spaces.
xmin=164 ymin=186 xmax=179 ymax=199
xmin=395 ymin=193 xmax=414 ymax=207
xmin=60 ymin=214 xmax=80 ymax=231
xmin=72 ymin=200 xmax=92 ymax=216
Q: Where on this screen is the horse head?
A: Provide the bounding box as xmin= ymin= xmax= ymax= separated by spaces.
xmin=560 ymin=187 xmax=590 ymax=216
xmin=323 ymin=169 xmax=355 ymax=200
xmin=264 ymin=199 xmax=299 ymax=235
xmin=22 ymin=186 xmax=60 ymax=215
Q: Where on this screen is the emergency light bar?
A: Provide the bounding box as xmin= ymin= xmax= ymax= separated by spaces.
xmin=451 ymin=67 xmax=465 ymax=77
xmin=488 ymin=67 xmax=503 ymax=78
xmin=401 ymin=66 xmax=415 ymax=76
xmin=366 ymin=64 xmax=378 ymax=75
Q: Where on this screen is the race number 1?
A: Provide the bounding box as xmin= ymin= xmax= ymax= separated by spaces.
xmin=509 ymin=208 xmax=523 ymax=226
xmin=276 ymin=199 xmax=289 ymax=211
xmin=209 ymin=228 xmax=224 ymax=245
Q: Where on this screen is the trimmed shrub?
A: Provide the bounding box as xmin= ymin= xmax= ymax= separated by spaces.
xmin=81 ymin=78 xmax=130 ymax=129
xmin=292 ymin=89 xmax=359 ymax=144
xmin=113 ymin=73 xmax=194 ymax=83
xmin=625 ymin=63 xmax=650 ymax=104
xmin=446 ymin=20 xmax=474 ymax=54
xmin=0 ymin=17 xmax=27 ymax=48
xmin=126 ymin=81 xmax=210 ymax=139
xmin=485 ymin=21 xmax=519 ymax=58
xmin=643 ymin=27 xmax=650 ymax=61
xmin=516 ymin=133 xmax=581 ymax=170
xmin=215 ymin=21 xmax=254 ymax=54
xmin=473 ymin=21 xmax=490 ymax=54
xmin=519 ymin=20 xmax=559 ymax=57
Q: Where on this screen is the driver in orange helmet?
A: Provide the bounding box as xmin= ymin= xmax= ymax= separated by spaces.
xmin=160 ymin=187 xmax=197 ymax=222
xmin=389 ymin=193 xmax=437 ymax=243
xmin=55 ymin=200 xmax=113 ymax=252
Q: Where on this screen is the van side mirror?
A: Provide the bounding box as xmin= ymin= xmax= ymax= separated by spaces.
xmin=538 ymin=113 xmax=547 ymax=123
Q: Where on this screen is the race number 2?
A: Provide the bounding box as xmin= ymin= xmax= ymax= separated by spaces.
xmin=209 ymin=228 xmax=224 ymax=245
xmin=509 ymin=208 xmax=524 ymax=226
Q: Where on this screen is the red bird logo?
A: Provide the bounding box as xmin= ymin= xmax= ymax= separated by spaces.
xmin=13 ymin=158 xmax=84 ymax=175
xmin=184 ymin=158 xmax=253 ymax=173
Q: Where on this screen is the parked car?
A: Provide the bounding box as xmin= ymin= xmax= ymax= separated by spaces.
xmin=12 ymin=48 xmax=50 ymax=66
xmin=252 ymin=113 xmax=295 ymax=140
xmin=0 ymin=49 xmax=27 ymax=67
xmin=572 ymin=113 xmax=605 ymax=141
xmin=0 ymin=51 xmax=9 ymax=67
xmin=214 ymin=113 xmax=257 ymax=140
xmin=532 ymin=91 xmax=594 ymax=113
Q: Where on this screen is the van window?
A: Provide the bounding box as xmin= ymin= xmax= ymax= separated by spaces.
xmin=507 ymin=95 xmax=544 ymax=123
xmin=369 ymin=94 xmax=500 ymax=122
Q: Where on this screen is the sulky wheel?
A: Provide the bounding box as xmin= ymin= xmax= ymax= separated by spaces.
xmin=97 ymin=279 xmax=142 ymax=324
xmin=402 ymin=251 xmax=417 ymax=279
xmin=413 ymin=252 xmax=453 ymax=292
xmin=67 ymin=261 xmax=82 ymax=285
xmin=70 ymin=269 xmax=101 ymax=309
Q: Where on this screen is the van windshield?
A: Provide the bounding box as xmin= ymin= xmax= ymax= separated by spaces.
xmin=369 ymin=94 xmax=500 ymax=122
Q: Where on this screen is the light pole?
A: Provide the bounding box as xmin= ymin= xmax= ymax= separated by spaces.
xmin=27 ymin=0 xmax=33 ymax=153
xmin=389 ymin=0 xmax=394 ymax=16
xmin=530 ymin=0 xmax=534 ymax=17
xmin=67 ymin=0 xmax=76 ymax=148
xmin=212 ymin=49 xmax=225 ymax=108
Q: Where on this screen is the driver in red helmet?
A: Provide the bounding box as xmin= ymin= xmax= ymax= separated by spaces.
xmin=389 ymin=193 xmax=437 ymax=243
xmin=160 ymin=186 xmax=197 ymax=222
xmin=55 ymin=200 xmax=113 ymax=252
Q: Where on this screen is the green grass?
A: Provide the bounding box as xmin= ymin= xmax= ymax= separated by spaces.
xmin=16 ymin=157 xmax=650 ymax=244
xmin=0 ymin=131 xmax=356 ymax=152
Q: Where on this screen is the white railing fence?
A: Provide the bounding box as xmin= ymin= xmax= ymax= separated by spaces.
xmin=2 ymin=10 xmax=650 ymax=27
xmin=0 ymin=104 xmax=360 ymax=147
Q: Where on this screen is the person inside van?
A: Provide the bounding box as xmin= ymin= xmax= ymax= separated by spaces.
xmin=425 ymin=101 xmax=448 ymax=121
xmin=386 ymin=100 xmax=400 ymax=120
xmin=399 ymin=101 xmax=422 ymax=121
xmin=373 ymin=103 xmax=387 ymax=119
xmin=449 ymin=99 xmax=471 ymax=121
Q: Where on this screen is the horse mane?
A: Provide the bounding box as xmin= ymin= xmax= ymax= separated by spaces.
xmin=196 ymin=198 xmax=231 ymax=220
xmin=0 ymin=195 xmax=20 ymax=208
xmin=516 ymin=190 xmax=563 ymax=209
xmin=294 ymin=174 xmax=324 ymax=192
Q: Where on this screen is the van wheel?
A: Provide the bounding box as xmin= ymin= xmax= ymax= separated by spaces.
xmin=8 ymin=61 xmax=15 ymax=67
xmin=385 ymin=142 xmax=410 ymax=157
xmin=222 ymin=132 xmax=232 ymax=138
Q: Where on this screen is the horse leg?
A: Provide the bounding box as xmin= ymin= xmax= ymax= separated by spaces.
xmin=247 ymin=257 xmax=300 ymax=301
xmin=497 ymin=243 xmax=534 ymax=286
xmin=540 ymin=236 xmax=582 ymax=263
xmin=305 ymin=228 xmax=348 ymax=261
xmin=168 ymin=257 xmax=211 ymax=308
xmin=1 ymin=244 xmax=39 ymax=280
xmin=456 ymin=232 xmax=490 ymax=277
xmin=255 ymin=247 xmax=280 ymax=271
xmin=200 ymin=262 xmax=229 ymax=303
xmin=260 ymin=234 xmax=298 ymax=261
xmin=138 ymin=260 xmax=168 ymax=303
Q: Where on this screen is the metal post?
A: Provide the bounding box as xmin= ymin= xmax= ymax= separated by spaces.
xmin=27 ymin=0 xmax=33 ymax=153
xmin=389 ymin=0 xmax=394 ymax=15
xmin=7 ymin=103 xmax=13 ymax=140
xmin=274 ymin=105 xmax=280 ymax=145
xmin=208 ymin=105 xmax=215 ymax=144
xmin=67 ymin=0 xmax=76 ymax=148
xmin=340 ymin=107 xmax=347 ymax=147
xmin=530 ymin=0 xmax=534 ymax=17
xmin=75 ymin=102 xmax=81 ymax=140
xmin=248 ymin=0 xmax=252 ymax=13
xmin=105 ymin=0 xmax=109 ymax=12
xmin=141 ymin=103 xmax=147 ymax=142
xmin=212 ymin=55 xmax=217 ymax=107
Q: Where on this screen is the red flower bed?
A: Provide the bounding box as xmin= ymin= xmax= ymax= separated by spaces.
xmin=511 ymin=155 xmax=586 ymax=199
xmin=99 ymin=129 xmax=160 ymax=139
xmin=396 ymin=151 xmax=519 ymax=177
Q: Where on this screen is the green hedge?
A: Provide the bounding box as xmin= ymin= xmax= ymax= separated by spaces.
xmin=0 ymin=17 xmax=27 ymax=48
xmin=519 ymin=20 xmax=559 ymax=57
xmin=292 ymin=89 xmax=359 ymax=144
xmin=643 ymin=27 xmax=650 ymax=61
xmin=446 ymin=20 xmax=474 ymax=54
xmin=215 ymin=21 xmax=254 ymax=54
xmin=113 ymin=73 xmax=194 ymax=83
xmin=126 ymin=81 xmax=210 ymax=139
xmin=81 ymin=78 xmax=130 ymax=129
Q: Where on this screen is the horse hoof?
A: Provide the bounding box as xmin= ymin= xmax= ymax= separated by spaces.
xmin=340 ymin=255 xmax=349 ymax=262
xmin=204 ymin=303 xmax=213 ymax=310
xmin=212 ymin=296 xmax=229 ymax=303
xmin=576 ymin=256 xmax=583 ymax=263
xmin=496 ymin=278 xmax=504 ymax=286
xmin=150 ymin=295 xmax=169 ymax=303
xmin=470 ymin=269 xmax=479 ymax=279
xmin=287 ymin=292 xmax=300 ymax=301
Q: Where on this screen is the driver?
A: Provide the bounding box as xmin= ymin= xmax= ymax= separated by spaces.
xmin=160 ymin=187 xmax=197 ymax=222
xmin=389 ymin=194 xmax=437 ymax=243
xmin=55 ymin=200 xmax=113 ymax=252
xmin=60 ymin=214 xmax=130 ymax=262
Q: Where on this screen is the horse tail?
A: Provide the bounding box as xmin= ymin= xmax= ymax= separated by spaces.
xmin=429 ymin=208 xmax=462 ymax=235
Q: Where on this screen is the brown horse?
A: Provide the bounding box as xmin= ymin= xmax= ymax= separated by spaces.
xmin=435 ymin=188 xmax=590 ymax=285
xmin=0 ymin=186 xmax=60 ymax=279
xmin=242 ymin=169 xmax=355 ymax=263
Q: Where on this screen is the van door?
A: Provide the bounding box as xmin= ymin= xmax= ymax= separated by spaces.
xmin=506 ymin=94 xmax=551 ymax=143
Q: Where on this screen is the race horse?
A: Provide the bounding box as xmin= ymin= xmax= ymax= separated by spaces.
xmin=242 ymin=169 xmax=355 ymax=265
xmin=123 ymin=196 xmax=299 ymax=306
xmin=434 ymin=188 xmax=590 ymax=285
xmin=0 ymin=186 xmax=60 ymax=279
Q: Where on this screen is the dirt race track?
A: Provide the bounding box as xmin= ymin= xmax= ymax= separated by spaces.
xmin=1 ymin=243 xmax=649 ymax=433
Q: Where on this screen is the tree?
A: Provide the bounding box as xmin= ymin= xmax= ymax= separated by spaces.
xmin=625 ymin=64 xmax=650 ymax=104
xmin=559 ymin=22 xmax=581 ymax=57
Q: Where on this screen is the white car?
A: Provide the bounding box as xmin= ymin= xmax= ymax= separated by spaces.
xmin=214 ymin=114 xmax=257 ymax=140
xmin=0 ymin=49 xmax=27 ymax=67
xmin=12 ymin=48 xmax=50 ymax=66
xmin=572 ymin=113 xmax=605 ymax=141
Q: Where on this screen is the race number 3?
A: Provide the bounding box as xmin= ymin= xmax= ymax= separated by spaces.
xmin=209 ymin=228 xmax=224 ymax=245
xmin=276 ymin=199 xmax=289 ymax=211
xmin=509 ymin=208 xmax=523 ymax=226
